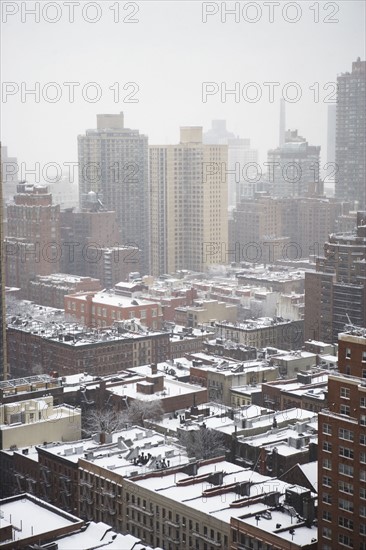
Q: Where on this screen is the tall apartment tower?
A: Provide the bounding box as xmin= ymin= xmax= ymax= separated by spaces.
xmin=0 ymin=145 xmax=8 ymax=380
xmin=267 ymin=130 xmax=321 ymax=198
xmin=327 ymin=104 xmax=336 ymax=167
xmin=150 ymin=127 xmax=228 ymax=276
xmin=335 ymin=58 xmax=366 ymax=209
xmin=305 ymin=212 xmax=366 ymax=343
xmin=78 ymin=113 xmax=149 ymax=273
xmin=318 ymin=328 xmax=366 ymax=550
xmin=5 ymin=183 xmax=61 ymax=295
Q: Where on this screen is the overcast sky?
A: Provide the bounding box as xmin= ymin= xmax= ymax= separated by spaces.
xmin=1 ymin=0 xmax=365 ymax=180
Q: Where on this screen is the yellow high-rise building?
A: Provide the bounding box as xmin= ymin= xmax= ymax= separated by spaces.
xmin=150 ymin=127 xmax=228 ymax=276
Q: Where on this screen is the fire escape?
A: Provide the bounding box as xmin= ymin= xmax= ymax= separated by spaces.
xmin=80 ymin=478 xmax=94 ymax=520
xmin=59 ymin=474 xmax=72 ymax=512
xmin=39 ymin=465 xmax=51 ymax=502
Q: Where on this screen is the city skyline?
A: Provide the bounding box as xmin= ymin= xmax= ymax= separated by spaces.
xmin=1 ymin=1 xmax=365 ymax=174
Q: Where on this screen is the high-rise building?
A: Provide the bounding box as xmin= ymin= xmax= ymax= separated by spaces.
xmin=228 ymin=138 xmax=259 ymax=206
xmin=230 ymin=194 xmax=344 ymax=262
xmin=203 ymin=120 xmax=258 ymax=207
xmin=267 ymin=130 xmax=321 ymax=198
xmin=203 ymin=119 xmax=235 ymax=145
xmin=4 ymin=183 xmax=61 ymax=296
xmin=0 ymin=145 xmax=18 ymax=205
xmin=0 ymin=145 xmax=8 ymax=380
xmin=150 ymin=127 xmax=228 ymax=276
xmin=318 ymin=327 xmax=366 ymax=550
xmin=327 ymin=104 xmax=336 ymax=166
xmin=335 ymin=58 xmax=366 ymax=209
xmin=78 ymin=113 xmax=149 ymax=273
xmin=305 ymin=212 xmax=366 ymax=343
xmin=60 ymin=196 xmax=140 ymax=287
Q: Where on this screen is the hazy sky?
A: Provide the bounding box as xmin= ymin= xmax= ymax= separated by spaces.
xmin=1 ymin=0 xmax=365 ymax=181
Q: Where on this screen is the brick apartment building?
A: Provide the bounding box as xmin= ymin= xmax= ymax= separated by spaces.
xmin=65 ymin=285 xmax=163 ymax=330
xmin=318 ymin=327 xmax=366 ymax=550
xmin=60 ymin=206 xmax=141 ymax=288
xmin=216 ymin=318 xmax=304 ymax=351
xmin=28 ymin=273 xmax=101 ymax=309
xmin=5 ymin=183 xmax=60 ymax=295
xmin=6 ymin=321 xmax=170 ymax=378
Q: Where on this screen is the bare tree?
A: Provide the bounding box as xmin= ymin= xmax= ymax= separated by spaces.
xmin=179 ymin=426 xmax=226 ymax=460
xmin=83 ymin=408 xmax=128 ymax=436
xmin=127 ymin=399 xmax=164 ymax=427
xmin=83 ymin=399 xmax=164 ymax=435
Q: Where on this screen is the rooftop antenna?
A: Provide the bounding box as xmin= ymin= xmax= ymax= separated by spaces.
xmin=346 ymin=313 xmax=353 ymax=326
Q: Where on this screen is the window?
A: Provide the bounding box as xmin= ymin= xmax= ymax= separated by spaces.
xmin=323 ymin=423 xmax=332 ymax=435
xmin=361 ymin=397 xmax=366 ymax=408
xmin=323 ymin=441 xmax=332 ymax=452
xmin=361 ymin=415 xmax=366 ymax=426
xmin=81 ymin=304 xmax=85 ymax=313
xmin=338 ymin=533 xmax=353 ymax=548
xmin=361 ymin=434 xmax=366 ymax=446
xmin=323 ymin=459 xmax=332 ymax=470
xmin=346 ymin=347 xmax=351 ymax=359
xmin=339 ymin=517 xmax=354 ymax=530
xmin=361 ymin=487 xmax=366 ymax=500
xmin=339 ymin=481 xmax=353 ymax=494
xmin=361 ymin=471 xmax=366 ymax=482
xmin=323 ymin=475 xmax=332 ymax=487
xmin=339 ymin=447 xmax=354 ymax=459
xmin=152 ymin=309 xmax=157 ymax=317
xmin=322 ymin=527 xmax=332 ymax=539
xmin=323 ymin=510 xmax=332 ymax=522
xmin=361 ymin=453 xmax=366 ymax=464
xmin=340 ymin=404 xmax=350 ymax=416
xmin=362 ymin=351 xmax=366 ymax=362
xmin=322 ymin=492 xmax=332 ymax=504
xmin=339 ymin=498 xmax=353 ymax=512
xmin=341 ymin=387 xmax=350 ymax=399
xmin=339 ymin=463 xmax=354 ymax=477
xmin=339 ymin=428 xmax=354 ymax=441
xmin=140 ymin=310 xmax=146 ymax=319
xmin=362 ymin=507 xmax=366 ymax=518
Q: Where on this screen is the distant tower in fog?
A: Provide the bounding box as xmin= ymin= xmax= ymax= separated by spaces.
xmin=204 ymin=120 xmax=258 ymax=207
xmin=279 ymin=99 xmax=286 ymax=147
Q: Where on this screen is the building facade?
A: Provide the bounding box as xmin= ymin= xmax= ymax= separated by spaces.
xmin=267 ymin=130 xmax=321 ymax=198
xmin=5 ymin=183 xmax=61 ymax=295
xmin=318 ymin=328 xmax=366 ymax=550
xmin=150 ymin=127 xmax=228 ymax=275
xmin=304 ymin=212 xmax=366 ymax=342
xmin=335 ymin=58 xmax=366 ymax=209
